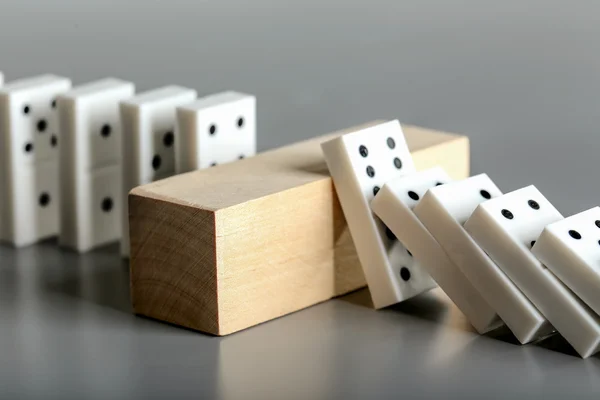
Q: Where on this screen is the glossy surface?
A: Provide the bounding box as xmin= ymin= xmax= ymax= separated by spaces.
xmin=1 ymin=242 xmax=599 ymax=400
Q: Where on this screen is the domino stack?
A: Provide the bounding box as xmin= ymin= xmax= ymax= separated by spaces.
xmin=0 ymin=71 xmax=257 ymax=257
xmin=323 ymin=120 xmax=600 ymax=358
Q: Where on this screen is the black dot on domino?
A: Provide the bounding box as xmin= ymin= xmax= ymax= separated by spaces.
xmin=152 ymin=155 xmax=161 ymax=171
xmin=480 ymin=190 xmax=491 ymax=199
xmin=23 ymin=105 xmax=31 ymax=115
xmin=595 ymin=220 xmax=600 ymax=229
xmin=51 ymin=135 xmax=58 ymax=147
xmin=210 ymin=162 xmax=217 ymax=167
xmin=407 ymin=249 xmax=412 ymax=257
xmin=530 ymin=240 xmax=536 ymax=248
xmin=569 ymin=230 xmax=582 ymax=240
xmin=366 ymin=165 xmax=375 ymax=178
xmin=408 ymin=191 xmax=419 ymax=201
xmin=209 ymin=124 xmax=217 ymax=135
xmin=101 ymin=197 xmax=113 ymax=213
xmin=393 ymin=157 xmax=402 ymax=169
xmin=400 ymin=267 xmax=411 ymax=281
xmin=239 ymin=155 xmax=245 ymax=160
xmin=528 ymin=200 xmax=540 ymax=210
xmin=25 ymin=142 xmax=34 ymax=153
xmin=372 ymin=186 xmax=380 ymax=196
xmin=100 ymin=124 xmax=112 ymax=138
xmin=38 ymin=192 xmax=50 ymax=207
xmin=163 ymin=131 xmax=174 ymax=147
xmin=237 ymin=117 xmax=244 ymax=128
xmin=435 ymin=182 xmax=444 ymax=186
xmin=359 ymin=145 xmax=368 ymax=158
xmin=501 ymin=209 xmax=514 ymax=220
xmin=51 ymin=99 xmax=57 ymax=108
xmin=37 ymin=119 xmax=47 ymax=133
xmin=386 ymin=137 xmax=395 ymax=149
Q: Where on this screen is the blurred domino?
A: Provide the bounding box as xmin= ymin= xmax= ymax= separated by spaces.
xmin=0 ymin=75 xmax=72 ymax=247
xmin=413 ymin=174 xmax=553 ymax=343
xmin=371 ymin=167 xmax=503 ymax=333
xmin=321 ymin=120 xmax=436 ymax=309
xmin=465 ymin=186 xmax=600 ymax=358
xmin=120 ymin=85 xmax=197 ymax=258
xmin=533 ymin=207 xmax=600 ymax=317
xmin=175 ymin=91 xmax=256 ymax=173
xmin=58 ymin=78 xmax=135 ymax=252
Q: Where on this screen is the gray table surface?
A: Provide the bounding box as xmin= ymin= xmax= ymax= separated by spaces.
xmin=1 ymin=1 xmax=600 ymax=399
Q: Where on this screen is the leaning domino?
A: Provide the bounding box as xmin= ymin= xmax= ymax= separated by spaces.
xmin=0 ymin=74 xmax=72 ymax=247
xmin=321 ymin=120 xmax=436 ymax=309
xmin=413 ymin=174 xmax=552 ymax=343
xmin=533 ymin=207 xmax=600 ymax=323
xmin=120 ymin=85 xmax=197 ymax=258
xmin=175 ymin=91 xmax=256 ymax=173
xmin=465 ymin=186 xmax=600 ymax=358
xmin=371 ymin=167 xmax=503 ymax=333
xmin=58 ymin=78 xmax=135 ymax=253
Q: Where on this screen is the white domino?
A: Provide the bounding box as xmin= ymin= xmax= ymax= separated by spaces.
xmin=465 ymin=186 xmax=600 ymax=358
xmin=413 ymin=174 xmax=552 ymax=343
xmin=175 ymin=91 xmax=256 ymax=173
xmin=58 ymin=78 xmax=135 ymax=252
xmin=533 ymin=207 xmax=600 ymax=318
xmin=321 ymin=120 xmax=436 ymax=309
xmin=0 ymin=75 xmax=72 ymax=247
xmin=371 ymin=168 xmax=503 ymax=333
xmin=120 ymin=85 xmax=197 ymax=258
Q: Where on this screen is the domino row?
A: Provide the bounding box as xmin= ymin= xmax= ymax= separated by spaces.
xmin=0 ymin=72 xmax=256 ymax=256
xmin=323 ymin=120 xmax=600 ymax=358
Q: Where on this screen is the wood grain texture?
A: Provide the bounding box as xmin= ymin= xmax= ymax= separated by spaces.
xmin=130 ymin=121 xmax=470 ymax=335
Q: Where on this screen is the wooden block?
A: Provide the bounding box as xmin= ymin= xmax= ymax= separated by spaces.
xmin=129 ymin=121 xmax=470 ymax=335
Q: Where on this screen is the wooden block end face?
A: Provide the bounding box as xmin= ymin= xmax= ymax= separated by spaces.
xmin=129 ymin=193 xmax=221 ymax=335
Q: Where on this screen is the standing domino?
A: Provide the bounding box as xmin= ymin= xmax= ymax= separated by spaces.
xmin=0 ymin=75 xmax=72 ymax=247
xmin=533 ymin=207 xmax=600 ymax=317
xmin=175 ymin=91 xmax=256 ymax=173
xmin=413 ymin=175 xmax=552 ymax=343
xmin=58 ymin=78 xmax=135 ymax=252
xmin=371 ymin=168 xmax=502 ymax=333
xmin=465 ymin=186 xmax=600 ymax=358
xmin=321 ymin=120 xmax=436 ymax=309
xmin=120 ymin=85 xmax=197 ymax=258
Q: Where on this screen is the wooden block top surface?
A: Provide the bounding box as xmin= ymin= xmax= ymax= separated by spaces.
xmin=131 ymin=121 xmax=466 ymax=211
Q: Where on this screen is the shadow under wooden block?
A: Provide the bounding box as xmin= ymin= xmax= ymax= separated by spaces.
xmin=129 ymin=121 xmax=470 ymax=336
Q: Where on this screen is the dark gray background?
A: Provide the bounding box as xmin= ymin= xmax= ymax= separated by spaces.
xmin=1 ymin=1 xmax=599 ymax=399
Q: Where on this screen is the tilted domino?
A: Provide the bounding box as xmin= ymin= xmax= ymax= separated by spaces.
xmin=371 ymin=167 xmax=503 ymax=333
xmin=322 ymin=120 xmax=436 ymax=309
